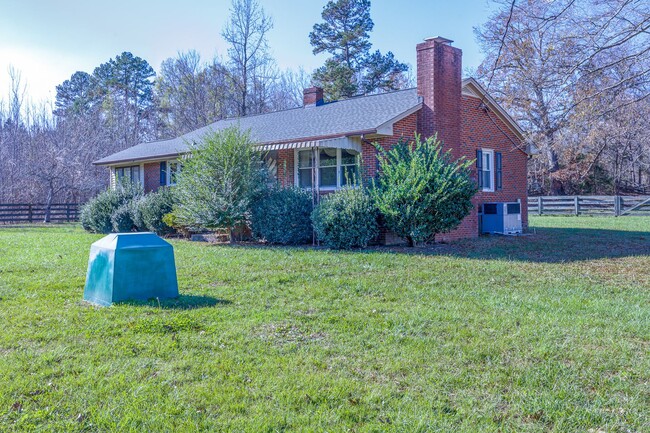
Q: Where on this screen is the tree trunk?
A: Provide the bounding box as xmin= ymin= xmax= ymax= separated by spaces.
xmin=44 ymin=184 xmax=54 ymax=223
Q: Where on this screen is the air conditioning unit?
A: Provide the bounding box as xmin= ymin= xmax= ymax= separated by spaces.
xmin=481 ymin=202 xmax=523 ymax=235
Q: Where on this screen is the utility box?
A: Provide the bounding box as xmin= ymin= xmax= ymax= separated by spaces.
xmin=481 ymin=202 xmax=523 ymax=235
xmin=83 ymin=233 xmax=178 ymax=306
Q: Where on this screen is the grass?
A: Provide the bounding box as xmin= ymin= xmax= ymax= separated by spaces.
xmin=0 ymin=216 xmax=648 ymax=432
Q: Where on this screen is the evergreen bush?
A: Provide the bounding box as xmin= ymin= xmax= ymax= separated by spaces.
xmin=311 ymin=187 xmax=378 ymax=249
xmin=138 ymin=187 xmax=176 ymax=236
xmin=250 ymin=187 xmax=313 ymax=245
xmin=371 ymin=134 xmax=476 ymax=246
xmin=80 ymin=182 xmax=142 ymax=234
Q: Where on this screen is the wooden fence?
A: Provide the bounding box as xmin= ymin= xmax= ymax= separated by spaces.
xmin=528 ymin=196 xmax=650 ymax=216
xmin=0 ymin=203 xmax=80 ymax=224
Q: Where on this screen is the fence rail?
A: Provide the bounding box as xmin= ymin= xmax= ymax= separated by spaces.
xmin=528 ymin=195 xmax=650 ymax=216
xmin=0 ymin=203 xmax=80 ymax=224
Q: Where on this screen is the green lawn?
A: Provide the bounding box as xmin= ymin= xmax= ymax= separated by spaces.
xmin=0 ymin=217 xmax=648 ymax=432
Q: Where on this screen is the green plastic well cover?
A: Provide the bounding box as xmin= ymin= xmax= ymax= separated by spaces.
xmin=83 ymin=233 xmax=179 ymax=306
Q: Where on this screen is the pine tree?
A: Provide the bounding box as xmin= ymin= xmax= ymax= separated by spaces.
xmin=309 ymin=0 xmax=408 ymax=99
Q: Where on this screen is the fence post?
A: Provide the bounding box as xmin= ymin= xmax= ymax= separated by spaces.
xmin=614 ymin=195 xmax=620 ymax=216
xmin=574 ymin=196 xmax=580 ymax=215
xmin=28 ymin=205 xmax=33 ymax=223
xmin=538 ymin=196 xmax=543 ymax=215
xmin=619 ymin=196 xmax=624 ymax=216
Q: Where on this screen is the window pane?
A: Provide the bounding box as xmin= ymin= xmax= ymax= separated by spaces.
xmin=299 ymin=168 xmax=312 ymax=188
xmin=169 ymin=162 xmax=178 ymax=185
xmin=341 ymin=149 xmax=359 ymax=165
xmin=132 ymin=166 xmax=140 ymax=183
xmin=298 ymin=150 xmax=313 ymax=168
xmin=320 ymin=166 xmax=337 ymax=187
xmin=340 ymin=165 xmax=359 ymax=186
xmin=319 ymin=149 xmax=337 ymax=167
xmin=482 ymin=171 xmax=492 ymax=189
xmin=483 ymin=153 xmax=490 ymax=170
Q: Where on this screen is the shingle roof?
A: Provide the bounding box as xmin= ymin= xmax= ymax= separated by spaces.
xmin=94 ymin=88 xmax=422 ymax=165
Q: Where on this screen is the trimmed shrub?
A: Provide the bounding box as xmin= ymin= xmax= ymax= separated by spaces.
xmin=311 ymin=187 xmax=378 ymax=249
xmin=111 ymin=203 xmax=136 ymax=232
xmin=138 ymin=187 xmax=176 ymax=236
xmin=250 ymin=187 xmax=313 ymax=245
xmin=80 ymin=182 xmax=142 ymax=234
xmin=371 ymin=134 xmax=476 ymax=246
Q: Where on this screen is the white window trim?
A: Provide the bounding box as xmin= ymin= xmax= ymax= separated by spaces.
xmin=294 ymin=148 xmax=360 ymax=190
xmin=166 ymin=160 xmax=180 ymax=186
xmin=481 ymin=148 xmax=495 ymax=193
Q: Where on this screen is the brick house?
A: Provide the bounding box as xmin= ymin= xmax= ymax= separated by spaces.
xmin=94 ymin=37 xmax=532 ymax=242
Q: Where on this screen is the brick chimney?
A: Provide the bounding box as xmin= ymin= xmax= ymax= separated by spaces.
xmin=303 ymin=87 xmax=324 ymax=107
xmin=416 ymin=36 xmax=462 ymax=150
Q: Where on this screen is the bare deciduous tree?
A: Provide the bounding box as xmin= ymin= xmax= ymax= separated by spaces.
xmin=476 ymin=0 xmax=650 ymax=194
xmin=222 ymin=0 xmax=274 ymax=116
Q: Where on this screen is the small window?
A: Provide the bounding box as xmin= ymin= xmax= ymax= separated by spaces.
xmin=483 ymin=203 xmax=497 ymax=214
xmin=319 ymin=149 xmax=337 ymax=188
xmin=298 ymin=150 xmax=314 ymax=188
xmin=476 ymin=149 xmax=494 ymax=192
xmin=340 ymin=149 xmax=360 ymax=186
xmin=507 ymin=203 xmax=520 ymax=214
xmin=168 ymin=162 xmax=180 ymax=185
xmin=482 ymin=151 xmax=493 ymax=191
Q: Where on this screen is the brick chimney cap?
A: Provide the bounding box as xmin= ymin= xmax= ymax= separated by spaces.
xmin=424 ymin=36 xmax=454 ymax=45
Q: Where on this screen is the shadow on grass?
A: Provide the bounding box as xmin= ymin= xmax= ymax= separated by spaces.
xmin=121 ymin=294 xmax=231 ymax=310
xmin=199 ymin=226 xmax=650 ymax=263
xmin=381 ymin=226 xmax=650 ymax=263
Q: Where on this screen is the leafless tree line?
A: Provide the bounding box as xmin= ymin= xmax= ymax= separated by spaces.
xmin=477 ymin=0 xmax=650 ymax=195
xmin=0 ymin=0 xmax=310 ymax=207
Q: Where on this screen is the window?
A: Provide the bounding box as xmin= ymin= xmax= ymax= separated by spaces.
xmin=160 ymin=160 xmax=181 ymax=186
xmin=482 ymin=150 xmax=493 ymax=191
xmin=115 ymin=165 xmax=141 ymax=185
xmin=340 ymin=149 xmax=360 ymax=186
xmin=476 ymin=149 xmax=502 ymax=192
xmin=168 ymin=161 xmax=180 ymax=185
xmin=319 ymin=149 xmax=337 ymax=188
xmin=296 ymin=148 xmax=360 ymax=189
xmin=298 ymin=150 xmax=315 ymax=188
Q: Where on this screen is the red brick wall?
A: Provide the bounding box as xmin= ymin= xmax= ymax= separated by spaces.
xmin=276 ymin=149 xmax=295 ymax=187
xmin=144 ymin=162 xmax=161 ymax=193
xmin=363 ymin=113 xmax=418 ymax=180
xmin=437 ymin=95 xmax=528 ymax=242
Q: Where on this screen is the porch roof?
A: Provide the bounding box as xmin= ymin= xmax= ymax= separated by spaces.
xmin=255 ymin=136 xmax=362 ymax=153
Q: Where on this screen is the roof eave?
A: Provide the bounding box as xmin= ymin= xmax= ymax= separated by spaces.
xmin=461 ymin=78 xmax=532 ymax=155
xmin=93 ymin=151 xmax=189 ymax=166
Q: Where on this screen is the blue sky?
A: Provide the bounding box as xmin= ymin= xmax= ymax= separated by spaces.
xmin=0 ymin=0 xmax=496 ymax=104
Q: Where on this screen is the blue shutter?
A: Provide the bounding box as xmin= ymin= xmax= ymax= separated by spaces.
xmin=160 ymin=161 xmax=167 ymax=186
xmin=476 ymin=149 xmax=483 ymax=188
xmin=495 ymin=152 xmax=502 ymax=190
